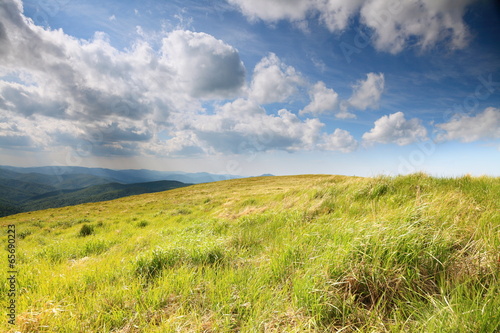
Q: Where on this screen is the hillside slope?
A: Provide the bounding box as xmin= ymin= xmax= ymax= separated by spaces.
xmin=0 ymin=174 xmax=498 ymax=332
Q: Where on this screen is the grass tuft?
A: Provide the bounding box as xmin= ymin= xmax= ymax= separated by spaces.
xmin=78 ymin=224 xmax=94 ymax=237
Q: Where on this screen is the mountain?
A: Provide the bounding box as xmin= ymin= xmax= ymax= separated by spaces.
xmin=0 ymin=165 xmax=242 ymax=184
xmin=21 ymin=180 xmax=191 ymax=212
xmin=0 ymin=166 xmax=195 ymax=217
xmin=0 ymin=178 xmax=56 ymax=203
xmin=0 ymin=167 xmax=117 ymax=190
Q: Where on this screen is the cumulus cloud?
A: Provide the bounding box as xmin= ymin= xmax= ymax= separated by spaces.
xmin=300 ymin=73 xmax=384 ymax=119
xmin=360 ymin=0 xmax=475 ymax=53
xmin=300 ymin=81 xmax=339 ymax=116
xmin=228 ymin=0 xmax=477 ymax=53
xmin=0 ymin=0 xmax=328 ymax=161
xmin=436 ymin=107 xmax=500 ymax=143
xmin=0 ymin=0 xmax=250 ymax=157
xmin=166 ymin=98 xmax=324 ymax=154
xmin=319 ymin=128 xmax=358 ymax=152
xmin=362 ymin=112 xmax=427 ymax=146
xmin=2 ymin=0 xmax=408 ymax=161
xmin=249 ymin=53 xmax=304 ymax=104
xmin=0 ymin=1 xmax=188 ymax=125
xmin=347 ymin=72 xmax=385 ymax=111
xmin=161 ymin=30 xmax=245 ymax=99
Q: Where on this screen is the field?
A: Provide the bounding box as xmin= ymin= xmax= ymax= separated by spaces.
xmin=0 ymin=174 xmax=499 ymax=332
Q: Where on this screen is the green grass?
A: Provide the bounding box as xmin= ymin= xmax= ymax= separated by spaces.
xmin=0 ymin=174 xmax=499 ymax=332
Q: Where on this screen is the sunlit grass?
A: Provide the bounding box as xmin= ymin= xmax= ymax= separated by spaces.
xmin=1 ymin=174 xmax=499 ymax=332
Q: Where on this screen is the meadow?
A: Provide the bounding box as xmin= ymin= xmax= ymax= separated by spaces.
xmin=0 ymin=173 xmax=499 ymax=332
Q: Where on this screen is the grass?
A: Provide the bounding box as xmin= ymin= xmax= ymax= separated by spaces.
xmin=0 ymin=173 xmax=499 ymax=332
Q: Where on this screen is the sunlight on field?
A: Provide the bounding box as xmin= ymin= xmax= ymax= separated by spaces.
xmin=1 ymin=174 xmax=499 ymax=332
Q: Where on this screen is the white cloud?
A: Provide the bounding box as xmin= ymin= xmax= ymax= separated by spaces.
xmin=361 ymin=0 xmax=475 ymax=54
xmin=319 ymin=128 xmax=358 ymax=152
xmin=436 ymin=107 xmax=500 ymax=143
xmin=249 ymin=53 xmax=304 ymax=104
xmin=166 ymin=98 xmax=324 ymax=154
xmin=300 ymin=81 xmax=339 ymax=116
xmin=0 ymin=0 xmax=323 ymax=159
xmin=0 ymin=112 xmax=35 ymax=149
xmin=228 ymin=0 xmax=477 ymax=53
xmin=317 ymin=0 xmax=364 ymax=32
xmin=227 ymin=0 xmax=312 ymax=23
xmin=145 ymin=130 xmax=204 ymax=157
xmin=301 ymin=73 xmax=384 ymax=118
xmin=161 ymin=30 xmax=246 ymax=99
xmin=347 ymin=72 xmax=385 ymax=111
xmin=362 ymin=112 xmax=427 ymax=146
xmin=0 ymin=110 xmax=83 ymax=150
xmin=0 ymin=3 xmax=188 ymax=124
xmin=108 ymin=15 xmax=116 ymax=21
xmin=0 ymin=0 xmax=249 ymax=157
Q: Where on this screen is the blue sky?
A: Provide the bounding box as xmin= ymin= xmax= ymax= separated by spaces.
xmin=1 ymin=0 xmax=499 ymax=176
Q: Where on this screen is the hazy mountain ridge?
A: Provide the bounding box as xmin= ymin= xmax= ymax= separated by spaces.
xmin=0 ymin=165 xmax=242 ymax=184
xmin=0 ymin=168 xmax=117 ymax=189
xmin=0 ymin=166 xmax=243 ymax=217
xmin=21 ymin=180 xmax=191 ymax=213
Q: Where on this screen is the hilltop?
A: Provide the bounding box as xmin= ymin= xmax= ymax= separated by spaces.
xmin=1 ymin=174 xmax=499 ymax=332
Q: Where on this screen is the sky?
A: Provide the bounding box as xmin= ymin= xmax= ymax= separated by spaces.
xmin=0 ymin=0 xmax=499 ymax=177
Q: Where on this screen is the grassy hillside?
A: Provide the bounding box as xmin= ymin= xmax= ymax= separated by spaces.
xmin=0 ymin=174 xmax=498 ymax=332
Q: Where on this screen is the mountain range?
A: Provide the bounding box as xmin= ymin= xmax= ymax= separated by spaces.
xmin=0 ymin=165 xmax=245 ymax=217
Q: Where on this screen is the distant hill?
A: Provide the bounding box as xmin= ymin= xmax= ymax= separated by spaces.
xmin=0 ymin=165 xmax=242 ymax=184
xmin=0 ymin=167 xmax=117 ymax=190
xmin=21 ymin=180 xmax=191 ymax=212
xmin=0 ymin=178 xmax=56 ymax=204
xmin=0 ymin=166 xmax=195 ymax=216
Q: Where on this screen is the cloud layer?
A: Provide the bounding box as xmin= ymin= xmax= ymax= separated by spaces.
xmin=1 ymin=0 xmax=495 ymax=168
xmin=228 ymin=0 xmax=477 ymax=53
xmin=0 ymin=0 xmax=247 ymax=156
xmin=1 ymin=1 xmax=346 ymax=157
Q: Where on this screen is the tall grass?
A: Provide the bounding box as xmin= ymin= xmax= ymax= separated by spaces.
xmin=0 ymin=174 xmax=498 ymax=332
